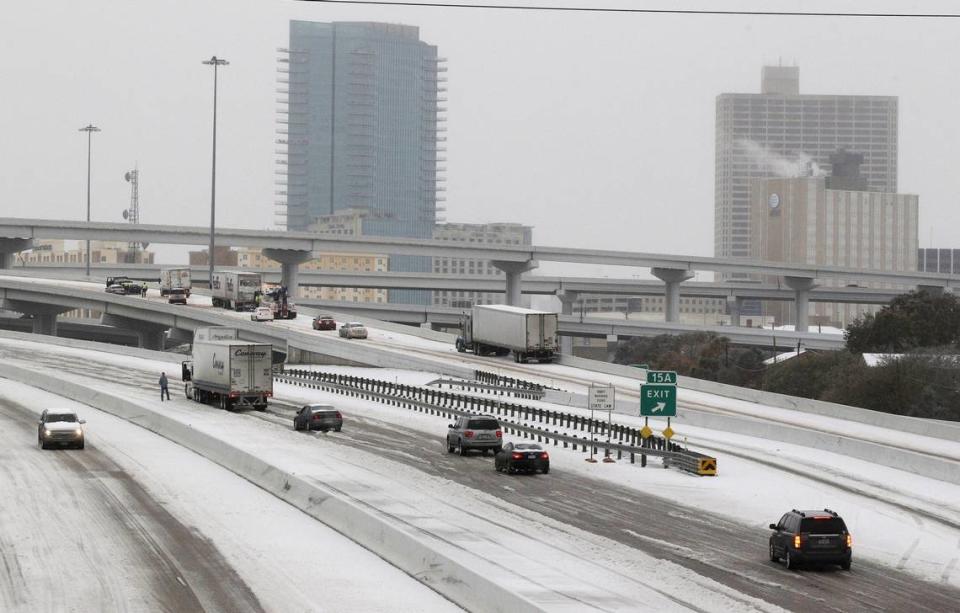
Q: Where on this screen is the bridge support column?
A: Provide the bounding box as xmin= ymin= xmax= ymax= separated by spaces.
xmin=262 ymin=249 xmax=313 ymax=299
xmin=557 ymin=289 xmax=580 ymax=355
xmin=100 ymin=314 xmax=168 ymax=351
xmin=606 ymin=334 xmax=619 ymax=363
xmin=2 ymin=300 xmax=69 ymax=337
xmin=651 ymin=268 xmax=695 ymax=323
xmin=167 ymin=327 xmax=193 ymax=345
xmin=727 ymin=296 xmax=744 ymax=327
xmin=783 ymin=276 xmax=816 ymax=333
xmin=492 ymin=260 xmax=538 ymax=307
xmin=0 ymin=238 xmax=33 ymax=269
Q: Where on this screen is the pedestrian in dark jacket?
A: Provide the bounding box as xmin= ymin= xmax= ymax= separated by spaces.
xmin=159 ymin=372 xmax=170 ymax=401
xmin=141 ymin=283 xmax=148 ymax=298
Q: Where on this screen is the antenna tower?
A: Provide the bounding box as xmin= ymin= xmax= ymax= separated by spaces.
xmin=123 ymin=166 xmax=142 ymax=259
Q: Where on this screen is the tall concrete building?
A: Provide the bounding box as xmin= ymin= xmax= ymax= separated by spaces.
xmin=432 ymin=222 xmax=533 ymax=308
xmin=751 ymin=158 xmax=918 ymax=327
xmin=277 ymin=21 xmax=446 ymax=303
xmin=716 ymin=66 xmax=898 ymax=264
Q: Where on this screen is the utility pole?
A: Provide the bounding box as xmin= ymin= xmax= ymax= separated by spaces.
xmin=78 ymin=124 xmax=100 ymax=277
xmin=202 ymin=55 xmax=229 ymax=287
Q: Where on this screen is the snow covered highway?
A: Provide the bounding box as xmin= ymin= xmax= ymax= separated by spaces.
xmin=1 ymin=332 xmax=959 ymax=611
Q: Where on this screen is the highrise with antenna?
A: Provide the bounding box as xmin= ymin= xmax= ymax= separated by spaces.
xmin=122 ymin=166 xmax=141 ymax=261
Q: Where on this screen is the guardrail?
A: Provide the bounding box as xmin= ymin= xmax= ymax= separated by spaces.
xmin=276 ymin=368 xmax=718 ymax=476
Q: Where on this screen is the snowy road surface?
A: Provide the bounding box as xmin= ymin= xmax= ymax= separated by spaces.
xmin=0 ymin=384 xmax=461 ymax=613
xmin=0 ymin=397 xmax=262 ymax=612
xmin=2 ymin=336 xmax=959 ymax=612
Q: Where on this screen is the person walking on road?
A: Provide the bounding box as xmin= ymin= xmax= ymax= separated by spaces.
xmin=159 ymin=372 xmax=170 ymax=401
xmin=141 ymin=283 xmax=148 ymax=298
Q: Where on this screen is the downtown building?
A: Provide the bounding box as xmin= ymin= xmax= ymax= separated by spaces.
xmin=751 ymin=152 xmax=918 ymax=328
xmin=277 ymin=21 xmax=446 ymax=304
xmin=917 ymin=248 xmax=960 ymax=274
xmin=716 ymin=65 xmax=898 ymax=266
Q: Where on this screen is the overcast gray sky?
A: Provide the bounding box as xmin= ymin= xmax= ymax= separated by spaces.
xmin=3 ymin=0 xmax=960 ymax=268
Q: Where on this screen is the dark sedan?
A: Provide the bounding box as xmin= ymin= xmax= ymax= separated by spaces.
xmin=495 ymin=442 xmax=549 ymax=474
xmin=294 ymin=404 xmax=343 ymax=432
xmin=312 ymin=315 xmax=337 ymax=331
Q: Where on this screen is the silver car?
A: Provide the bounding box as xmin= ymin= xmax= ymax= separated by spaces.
xmin=294 ymin=404 xmax=343 ymax=432
xmin=339 ymin=322 xmax=368 ymax=339
xmin=446 ymin=415 xmax=502 ymax=456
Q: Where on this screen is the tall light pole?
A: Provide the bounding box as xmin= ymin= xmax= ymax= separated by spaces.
xmin=202 ymin=55 xmax=229 ymax=288
xmin=78 ymin=124 xmax=101 ymax=277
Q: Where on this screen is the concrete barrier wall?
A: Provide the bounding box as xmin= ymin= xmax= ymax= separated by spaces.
xmin=0 ymin=329 xmax=176 ymax=363
xmin=0 ymin=363 xmax=540 ymax=613
xmin=558 ymin=354 xmax=960 ymax=442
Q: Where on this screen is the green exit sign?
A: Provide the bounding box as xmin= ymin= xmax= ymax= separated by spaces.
xmin=640 ymin=384 xmax=677 ymax=417
xmin=647 ymin=370 xmax=678 ymax=385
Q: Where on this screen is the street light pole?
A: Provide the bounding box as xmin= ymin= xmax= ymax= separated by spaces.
xmin=202 ymin=55 xmax=229 ymax=288
xmin=78 ymin=124 xmax=100 ymax=277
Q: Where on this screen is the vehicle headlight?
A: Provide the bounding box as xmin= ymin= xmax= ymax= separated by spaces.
xmin=43 ymin=429 xmax=51 ymax=436
xmin=75 ymin=429 xmax=83 ymax=436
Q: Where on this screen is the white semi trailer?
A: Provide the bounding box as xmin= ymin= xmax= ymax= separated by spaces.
xmin=456 ymin=304 xmax=559 ymax=363
xmin=160 ymin=267 xmax=192 ymax=297
xmin=210 ymin=271 xmax=261 ymax=310
xmin=182 ymin=327 xmax=273 ymax=410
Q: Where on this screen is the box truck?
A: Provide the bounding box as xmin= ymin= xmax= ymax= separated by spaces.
xmin=181 ymin=327 xmax=272 ymax=410
xmin=160 ymin=267 xmax=192 ymax=297
xmin=455 ymin=304 xmax=559 ymax=363
xmin=210 ymin=271 xmax=261 ymax=310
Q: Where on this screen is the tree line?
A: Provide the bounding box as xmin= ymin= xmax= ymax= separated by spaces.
xmin=613 ymin=290 xmax=960 ymax=421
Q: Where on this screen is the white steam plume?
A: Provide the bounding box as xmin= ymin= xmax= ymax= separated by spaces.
xmin=736 ymin=139 xmax=825 ymax=177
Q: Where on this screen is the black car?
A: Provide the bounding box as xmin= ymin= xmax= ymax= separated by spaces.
xmin=294 ymin=404 xmax=343 ymax=432
xmin=769 ymin=509 xmax=852 ymax=570
xmin=495 ymin=442 xmax=550 ymax=474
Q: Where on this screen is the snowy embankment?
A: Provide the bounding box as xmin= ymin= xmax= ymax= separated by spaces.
xmin=0 ymin=359 xmax=780 ymax=613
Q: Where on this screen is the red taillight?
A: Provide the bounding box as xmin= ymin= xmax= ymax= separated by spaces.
xmin=793 ymin=535 xmax=802 ymax=549
xmin=464 ymin=430 xmax=474 ymax=438
xmin=540 ymin=452 xmax=549 ymax=459
xmin=495 ymin=430 xmax=502 ymax=438
xmin=313 ymin=415 xmax=321 ymax=420
xmin=335 ymin=412 xmax=342 ymax=419
xmin=511 ymin=452 xmax=524 ymax=460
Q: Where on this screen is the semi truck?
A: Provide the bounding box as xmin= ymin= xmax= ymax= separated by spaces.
xmin=160 ymin=267 xmax=192 ymax=297
xmin=181 ymin=327 xmax=272 ymax=410
xmin=455 ymin=304 xmax=559 ymax=363
xmin=210 ymin=271 xmax=261 ymax=310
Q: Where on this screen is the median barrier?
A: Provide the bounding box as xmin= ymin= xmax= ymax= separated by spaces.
xmin=0 ymin=363 xmax=548 ymax=613
xmin=0 ymin=329 xmax=175 ymax=363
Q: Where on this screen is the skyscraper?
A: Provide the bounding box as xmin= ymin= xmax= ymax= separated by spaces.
xmin=715 ymin=66 xmax=898 ymax=263
xmin=277 ymin=21 xmax=446 ymax=303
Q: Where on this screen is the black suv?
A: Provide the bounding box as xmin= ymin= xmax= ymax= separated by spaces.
xmin=769 ymin=509 xmax=852 ymax=570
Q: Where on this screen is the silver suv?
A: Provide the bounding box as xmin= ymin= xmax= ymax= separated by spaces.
xmin=446 ymin=415 xmax=502 ymax=456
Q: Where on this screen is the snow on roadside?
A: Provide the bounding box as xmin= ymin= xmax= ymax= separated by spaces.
xmin=0 ymin=378 xmax=461 ymax=613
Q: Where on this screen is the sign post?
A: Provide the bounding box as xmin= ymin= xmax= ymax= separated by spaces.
xmin=587 ymin=384 xmax=614 ymax=464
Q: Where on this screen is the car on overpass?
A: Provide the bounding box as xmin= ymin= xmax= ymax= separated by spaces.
xmin=495 ymin=442 xmax=549 ymax=474
xmin=38 ymin=409 xmax=85 ymax=450
xmin=769 ymin=509 xmax=852 ymax=570
xmin=339 ymin=322 xmax=368 ymax=339
xmin=312 ymin=315 xmax=337 ymax=331
xmin=250 ymin=306 xmax=274 ymax=322
xmin=167 ymin=288 xmax=188 ymax=305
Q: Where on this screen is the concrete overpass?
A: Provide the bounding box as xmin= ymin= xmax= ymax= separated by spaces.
xmin=297 ymin=299 xmax=845 ymax=351
xmin=14 ymin=262 xmax=908 ymax=304
xmin=2 ymin=217 xmax=954 ymax=331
